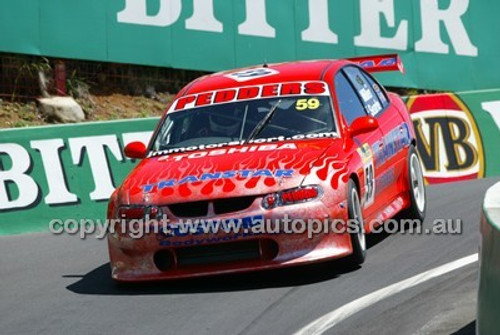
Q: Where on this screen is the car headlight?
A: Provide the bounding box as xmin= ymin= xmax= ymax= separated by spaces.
xmin=262 ymin=185 xmax=322 ymax=209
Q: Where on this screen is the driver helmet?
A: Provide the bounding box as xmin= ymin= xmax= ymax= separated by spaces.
xmin=209 ymin=111 xmax=241 ymax=135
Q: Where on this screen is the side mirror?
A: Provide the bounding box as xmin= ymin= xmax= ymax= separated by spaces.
xmin=349 ymin=116 xmax=379 ymax=137
xmin=124 ymin=141 xmax=147 ymax=159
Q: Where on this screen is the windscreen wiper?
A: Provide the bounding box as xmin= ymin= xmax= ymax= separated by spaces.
xmin=245 ymin=99 xmax=282 ymax=143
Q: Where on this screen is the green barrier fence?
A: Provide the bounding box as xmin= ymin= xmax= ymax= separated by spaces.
xmin=478 ymin=182 xmax=500 ymax=335
xmin=0 ymin=0 xmax=498 ymax=91
xmin=0 ymin=118 xmax=158 ymax=235
xmin=1 ymin=89 xmax=500 ymax=235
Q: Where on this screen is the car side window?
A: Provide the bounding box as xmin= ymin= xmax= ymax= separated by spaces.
xmin=334 ymin=71 xmax=367 ymax=125
xmin=361 ymin=71 xmax=389 ymax=109
xmin=343 ymin=66 xmax=384 ymax=117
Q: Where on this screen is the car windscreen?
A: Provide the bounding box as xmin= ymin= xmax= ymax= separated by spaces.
xmin=151 ymin=95 xmax=336 ymax=151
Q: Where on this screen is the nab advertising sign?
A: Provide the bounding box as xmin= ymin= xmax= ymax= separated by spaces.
xmin=0 ymin=0 xmax=498 ymax=91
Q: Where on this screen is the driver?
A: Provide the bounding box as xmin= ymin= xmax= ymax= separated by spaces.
xmin=192 ymin=107 xmax=243 ymax=138
xmin=207 ymin=112 xmax=242 ymax=138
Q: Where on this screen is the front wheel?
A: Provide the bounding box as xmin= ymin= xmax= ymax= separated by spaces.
xmin=347 ymin=179 xmax=366 ymax=265
xmin=400 ymin=145 xmax=426 ymax=222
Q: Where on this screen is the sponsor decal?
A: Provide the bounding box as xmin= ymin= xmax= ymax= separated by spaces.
xmin=348 ymin=69 xmax=383 ymax=116
xmin=171 ymin=81 xmax=329 ymax=112
xmin=372 ymin=123 xmax=411 ymax=167
xmin=157 ymin=233 xmax=258 ymax=247
xmin=357 ymin=143 xmax=373 ymax=165
xmin=366 ymin=100 xmax=383 ymax=116
xmin=158 ymin=215 xmax=263 ymax=240
xmin=372 ymin=196 xmax=405 ymax=223
xmin=359 ymin=87 xmax=374 ymax=102
xmin=141 ymin=169 xmax=296 ymax=193
xmin=157 ymin=143 xmax=297 ymax=162
xmin=407 ymin=94 xmax=484 ymax=184
xmin=352 ymin=56 xmax=401 ymax=72
xmin=148 ymin=132 xmax=336 ymax=160
xmin=372 ymin=83 xmax=388 ymax=105
xmin=376 ymin=167 xmax=395 ymax=195
xmin=224 ymin=68 xmax=279 ymax=82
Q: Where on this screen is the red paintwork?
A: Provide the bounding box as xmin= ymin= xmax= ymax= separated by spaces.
xmin=124 ymin=141 xmax=147 ymax=159
xmin=107 ymin=55 xmax=417 ymax=281
xmin=348 ymin=116 xmax=379 ymax=137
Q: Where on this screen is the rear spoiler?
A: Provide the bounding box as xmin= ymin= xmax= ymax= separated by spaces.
xmin=346 ymin=54 xmax=405 ymax=74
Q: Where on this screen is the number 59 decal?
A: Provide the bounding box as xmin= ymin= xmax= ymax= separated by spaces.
xmin=296 ymin=98 xmax=320 ymax=111
xmin=363 ymin=162 xmax=375 ymax=207
xmin=357 ymin=143 xmax=375 ymax=208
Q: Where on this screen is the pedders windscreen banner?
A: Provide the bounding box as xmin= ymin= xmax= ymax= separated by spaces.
xmin=1 ymin=90 xmax=500 ymax=234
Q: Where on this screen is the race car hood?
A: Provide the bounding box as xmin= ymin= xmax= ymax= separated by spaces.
xmin=118 ymin=138 xmax=344 ymax=205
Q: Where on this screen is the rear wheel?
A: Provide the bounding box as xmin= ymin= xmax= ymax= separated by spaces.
xmin=400 ymin=145 xmax=426 ymax=222
xmin=347 ymin=179 xmax=366 ymax=265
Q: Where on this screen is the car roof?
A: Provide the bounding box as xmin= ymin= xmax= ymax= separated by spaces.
xmin=182 ymin=60 xmax=350 ymax=96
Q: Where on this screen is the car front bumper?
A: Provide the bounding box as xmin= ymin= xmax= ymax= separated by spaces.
xmin=107 ymin=199 xmax=352 ymax=282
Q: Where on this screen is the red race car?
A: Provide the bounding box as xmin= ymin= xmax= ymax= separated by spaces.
xmin=107 ymin=54 xmax=426 ymax=281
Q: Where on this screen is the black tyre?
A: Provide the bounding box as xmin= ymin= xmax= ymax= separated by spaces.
xmin=347 ymin=179 xmax=366 ymax=265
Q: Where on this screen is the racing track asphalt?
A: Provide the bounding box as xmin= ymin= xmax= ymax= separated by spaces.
xmin=1 ymin=177 xmax=497 ymax=335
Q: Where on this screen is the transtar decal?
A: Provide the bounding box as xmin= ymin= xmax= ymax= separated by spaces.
xmin=141 ymin=169 xmax=296 ymax=193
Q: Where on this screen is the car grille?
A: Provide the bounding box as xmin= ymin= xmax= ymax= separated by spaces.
xmin=213 ymin=196 xmax=256 ymax=215
xmin=168 ymin=201 xmax=208 ymax=218
xmin=153 ymin=239 xmax=279 ymax=271
xmin=176 ymin=240 xmax=261 ymax=266
xmin=167 ymin=196 xmax=257 ymax=218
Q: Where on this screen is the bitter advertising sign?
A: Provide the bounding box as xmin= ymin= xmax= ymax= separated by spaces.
xmin=0 ymin=0 xmax=497 ymax=91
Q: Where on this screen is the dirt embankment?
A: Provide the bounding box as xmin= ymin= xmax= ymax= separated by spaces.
xmin=0 ymin=92 xmax=173 ymax=128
